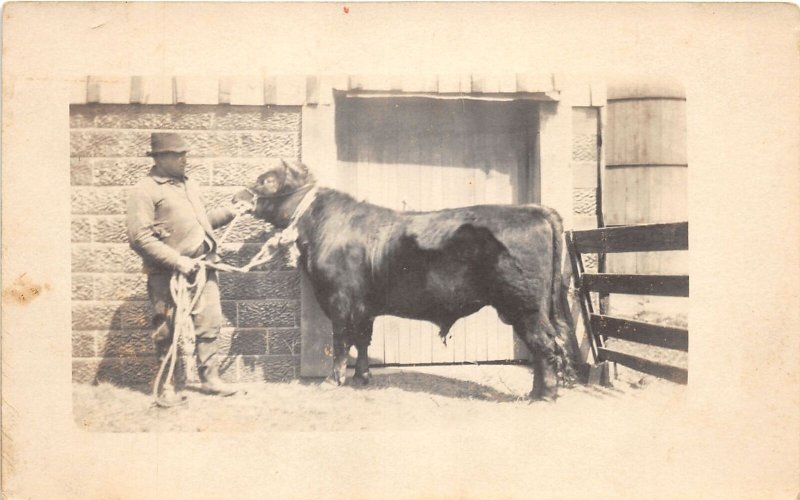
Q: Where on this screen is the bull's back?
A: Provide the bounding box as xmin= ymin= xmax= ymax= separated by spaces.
xmin=402 ymin=204 xmax=558 ymax=256
xmin=300 ymin=191 xmax=561 ymax=324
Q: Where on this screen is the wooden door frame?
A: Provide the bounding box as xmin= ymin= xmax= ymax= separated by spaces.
xmin=299 ymin=95 xmax=563 ymax=376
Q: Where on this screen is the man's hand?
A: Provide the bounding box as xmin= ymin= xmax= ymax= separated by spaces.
xmin=232 ymin=200 xmax=254 ymax=216
xmin=175 ymin=256 xmax=198 ymax=275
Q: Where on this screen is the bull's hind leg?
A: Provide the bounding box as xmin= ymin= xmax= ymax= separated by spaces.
xmin=352 ymin=319 xmax=375 ymax=386
xmin=326 ymin=323 xmax=352 ymax=386
xmin=513 ymin=311 xmax=560 ymax=401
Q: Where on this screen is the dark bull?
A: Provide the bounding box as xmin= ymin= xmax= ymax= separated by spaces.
xmin=234 ymin=160 xmax=573 ymax=400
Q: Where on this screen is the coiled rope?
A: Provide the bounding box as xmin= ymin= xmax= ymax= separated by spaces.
xmin=149 ymin=183 xmax=316 ymax=407
xmin=152 ymin=266 xmax=208 ymax=407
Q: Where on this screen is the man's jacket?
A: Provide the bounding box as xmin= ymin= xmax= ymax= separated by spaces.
xmin=126 ymin=169 xmax=235 ymax=274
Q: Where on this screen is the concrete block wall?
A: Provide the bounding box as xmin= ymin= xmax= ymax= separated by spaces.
xmin=571 ymin=106 xmax=600 ymax=273
xmin=70 ymin=103 xmax=303 ymax=386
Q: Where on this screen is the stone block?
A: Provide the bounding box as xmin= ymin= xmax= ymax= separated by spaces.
xmin=212 ymin=107 xmax=301 ymax=131
xmin=72 ymin=359 xmax=101 ymax=384
xmin=72 ymin=302 xmax=123 ymax=330
xmin=71 ymin=187 xmax=128 ymax=215
xmin=94 ymin=273 xmax=147 ymax=301
xmin=69 ymin=105 xmax=95 ymax=128
xmin=71 ymin=158 xmax=92 ymax=185
xmin=166 ymin=107 xmax=218 ymax=129
xmin=218 ymin=243 xmax=291 ymax=270
xmin=92 ymin=158 xmax=152 ymax=186
xmin=583 ymin=254 xmax=599 ymax=273
xmin=95 ymin=329 xmax=155 ymax=357
xmin=73 ymin=103 xmax=216 ymax=129
xmin=212 ymin=159 xmax=274 ymax=186
xmin=92 ymin=158 xmax=210 ymax=186
xmin=217 ymin=328 xmax=268 ymax=356
xmin=94 ymin=357 xmax=158 ymax=386
xmin=238 ymin=300 xmax=298 ymax=328
xmin=120 ymin=300 xmax=155 ymax=329
xmin=572 ymin=162 xmax=598 ymax=189
xmin=239 ymin=132 xmax=298 ymax=158
xmin=199 ymin=186 xmax=242 ymax=211
xmin=72 ymin=245 xmax=142 ymax=273
xmin=219 ymin=271 xmax=300 ymax=300
xmin=71 ymin=217 xmax=92 ymax=243
xmin=72 ymin=332 xmax=95 ymax=358
xmin=93 ymin=216 xmax=127 ymax=243
xmin=238 ymin=355 xmax=299 ymax=382
xmin=185 ymin=161 xmax=212 ymax=186
xmin=71 ymin=274 xmax=94 ymax=300
xmin=182 ymin=132 xmax=240 ymax=157
xmin=216 ymin=353 xmax=238 ymax=383
xmin=573 ymin=188 xmax=597 ymax=216
xmin=71 ymin=130 xmax=150 ymax=157
xmin=90 ymin=104 xmax=215 ymax=130
xmin=221 ymin=300 xmax=237 ymax=327
xmin=267 ymin=328 xmax=300 ymax=356
xmin=572 ymin=134 xmax=597 ymax=162
xmin=214 ymin=216 xmax=272 ymax=243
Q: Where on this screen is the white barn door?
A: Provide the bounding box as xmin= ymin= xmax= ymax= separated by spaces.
xmin=335 ymin=96 xmax=539 ymax=364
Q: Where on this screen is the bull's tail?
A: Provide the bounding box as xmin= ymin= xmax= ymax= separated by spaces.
xmin=545 ymin=210 xmax=575 ymax=385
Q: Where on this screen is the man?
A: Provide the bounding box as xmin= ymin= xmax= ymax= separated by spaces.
xmin=126 ymin=132 xmax=253 ymax=405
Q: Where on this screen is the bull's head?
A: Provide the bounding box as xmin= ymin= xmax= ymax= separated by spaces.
xmin=232 ymin=159 xmax=315 ymax=228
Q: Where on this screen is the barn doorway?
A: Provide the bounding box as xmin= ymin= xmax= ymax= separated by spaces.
xmin=332 ymin=94 xmax=541 ymax=365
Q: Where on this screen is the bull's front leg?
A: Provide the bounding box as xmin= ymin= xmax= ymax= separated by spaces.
xmin=352 ymin=342 xmax=371 ymax=385
xmin=352 ymin=319 xmax=375 ymax=385
xmin=325 ymin=331 xmax=351 ymax=386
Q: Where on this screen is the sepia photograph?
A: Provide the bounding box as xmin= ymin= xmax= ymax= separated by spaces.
xmin=68 ymin=73 xmax=689 ymax=432
xmin=3 ymin=2 xmax=798 ymax=498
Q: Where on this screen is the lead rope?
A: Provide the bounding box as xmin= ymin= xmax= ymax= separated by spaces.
xmin=151 ymin=187 xmax=315 ymax=406
xmin=151 ymin=211 xmax=244 ymax=407
xmin=152 ymin=267 xmax=207 ymax=407
xmin=240 ymin=186 xmax=318 ymax=271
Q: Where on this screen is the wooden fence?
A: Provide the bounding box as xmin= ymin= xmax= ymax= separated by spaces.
xmin=566 ymin=222 xmax=689 ymax=384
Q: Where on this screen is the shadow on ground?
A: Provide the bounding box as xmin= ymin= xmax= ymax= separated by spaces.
xmin=296 ymin=370 xmax=629 ymax=403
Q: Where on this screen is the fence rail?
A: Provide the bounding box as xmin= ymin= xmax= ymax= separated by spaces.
xmin=571 ymin=222 xmax=688 ymax=253
xmin=566 ymin=222 xmax=689 ymax=384
xmin=581 ymin=273 xmax=689 ymax=297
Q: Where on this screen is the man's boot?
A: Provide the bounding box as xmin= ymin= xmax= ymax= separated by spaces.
xmin=196 ymin=338 xmax=237 ymax=397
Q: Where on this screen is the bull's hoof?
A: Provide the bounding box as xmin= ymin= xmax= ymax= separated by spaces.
xmin=353 ymin=371 xmax=372 ymax=386
xmin=323 ymin=374 xmax=346 ymax=387
xmin=529 ymin=390 xmax=558 ymax=403
xmin=320 ymin=377 xmax=339 ymax=390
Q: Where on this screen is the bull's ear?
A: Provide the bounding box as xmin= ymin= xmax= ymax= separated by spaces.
xmin=289 ymin=160 xmax=314 ymax=186
xmin=300 ymin=162 xmax=314 ymax=184
xmin=231 ymin=188 xmax=255 ymax=204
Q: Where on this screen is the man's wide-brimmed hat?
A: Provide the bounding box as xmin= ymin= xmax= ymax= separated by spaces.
xmin=147 ymin=132 xmax=189 ymax=156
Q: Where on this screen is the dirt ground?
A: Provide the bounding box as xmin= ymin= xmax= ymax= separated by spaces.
xmin=73 ymin=363 xmax=685 ymax=433
xmin=74 ymin=294 xmax=689 ymax=433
